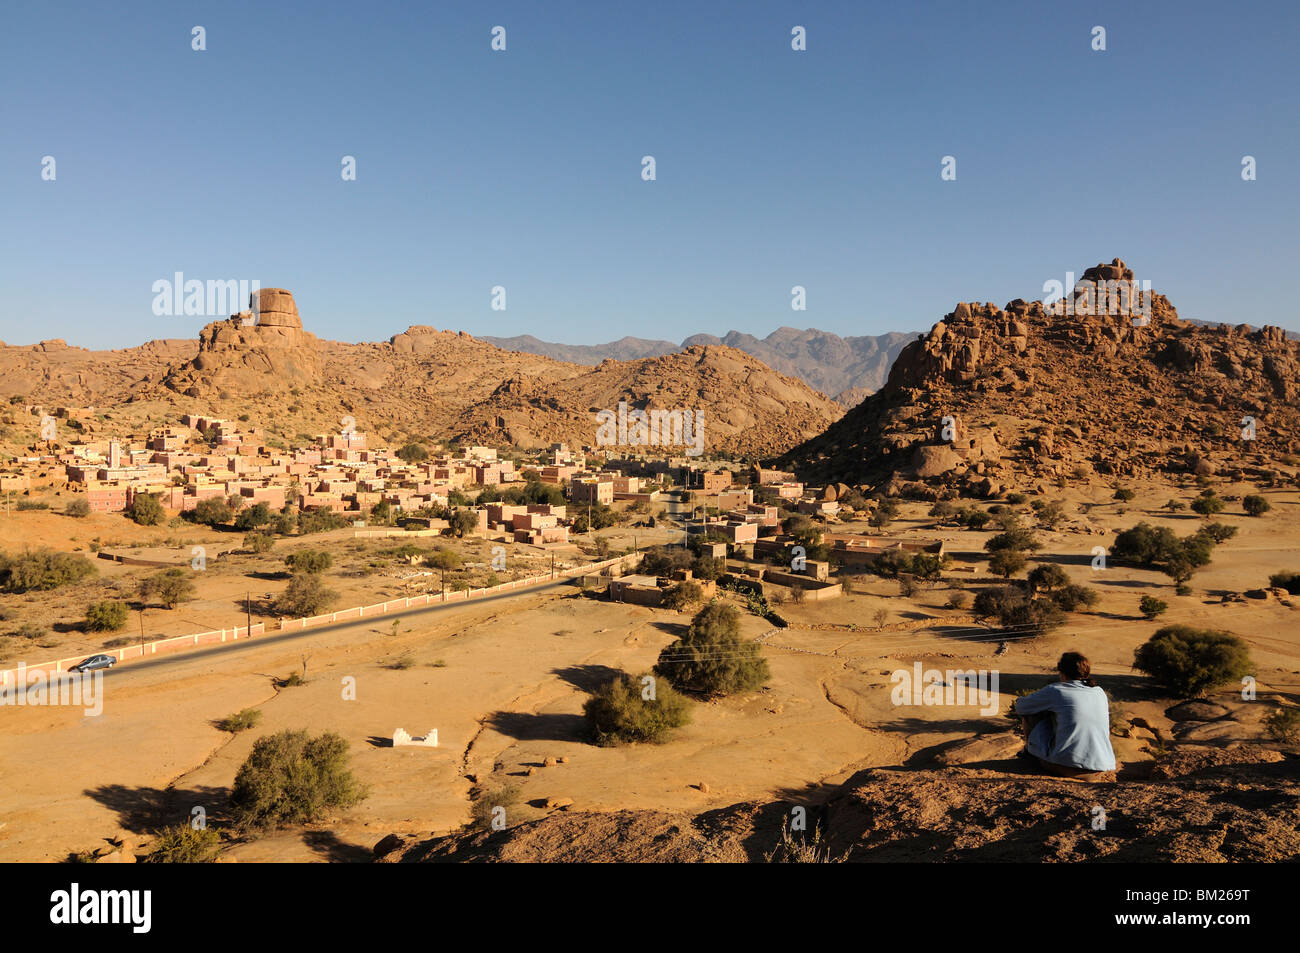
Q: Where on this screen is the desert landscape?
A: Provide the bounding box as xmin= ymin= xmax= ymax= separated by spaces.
xmin=1 ymin=262 xmax=1296 ymax=867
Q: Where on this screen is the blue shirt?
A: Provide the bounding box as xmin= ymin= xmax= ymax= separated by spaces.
xmin=1015 ymin=680 xmax=1117 ymax=772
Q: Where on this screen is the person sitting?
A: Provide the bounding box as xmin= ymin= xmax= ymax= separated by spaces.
xmin=1012 ymin=651 xmax=1117 ymax=776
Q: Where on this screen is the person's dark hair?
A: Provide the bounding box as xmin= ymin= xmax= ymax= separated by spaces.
xmin=1057 ymin=651 xmax=1097 ymax=687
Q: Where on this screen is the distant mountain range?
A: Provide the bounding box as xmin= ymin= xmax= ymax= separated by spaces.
xmin=482 ymin=328 xmax=918 ymax=406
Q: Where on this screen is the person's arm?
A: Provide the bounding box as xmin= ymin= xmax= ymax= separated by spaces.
xmin=1011 ymin=685 xmax=1058 ymax=715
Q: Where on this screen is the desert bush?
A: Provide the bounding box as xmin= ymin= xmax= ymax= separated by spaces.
xmin=215 ymin=708 xmax=262 ymax=733
xmin=65 ymin=498 xmax=90 ymax=518
xmin=389 ymin=653 xmax=415 ymax=670
xmin=284 ymin=550 xmax=332 ymax=574
xmin=1026 ymin=563 xmax=1069 ymax=592
xmin=1139 ymin=595 xmax=1168 ymax=620
xmin=228 ymin=729 xmax=366 ymax=830
xmin=1242 ymin=494 xmax=1272 ymax=517
xmin=1263 ymin=707 xmax=1300 ymax=744
xmin=655 ymin=602 xmax=769 ymax=696
xmin=662 ymin=580 xmax=704 ymax=610
xmin=973 ymin=586 xmax=1065 ymax=634
xmin=425 ymin=547 xmax=463 ymax=571
xmin=84 ymin=600 xmax=129 ymax=632
xmin=126 ymin=493 xmax=165 ymax=526
xmin=145 ymin=824 xmax=222 ymax=863
xmin=191 ymin=497 xmax=233 ymax=527
xmin=1190 ymin=493 xmax=1224 ymax=517
xmin=1049 ymin=583 xmax=1099 ymax=612
xmin=298 ymin=509 xmax=350 ymax=534
xmin=958 ymin=507 xmax=992 ymax=530
xmin=984 ymin=527 xmax=1041 ymax=553
xmin=1268 ymin=571 xmax=1300 ymax=595
xmin=1113 ymin=487 xmax=1136 ymax=502
xmin=1132 ymin=626 xmax=1253 ymax=698
xmin=234 ymin=502 xmax=274 ymax=531
xmin=584 ymin=672 xmax=692 ymax=745
xmin=397 ymin=442 xmax=429 ymax=464
xmin=274 ymin=574 xmax=338 ymax=617
xmin=16 ymin=499 xmax=50 ymax=511
xmin=988 ymin=549 xmax=1027 ymax=579
xmin=139 ymin=568 xmax=196 ymax=609
xmin=0 ymin=548 xmax=96 ymax=593
xmin=469 ymin=783 xmax=522 ymax=829
xmin=945 ymin=590 xmax=971 ymax=610
xmin=1005 ymin=492 xmax=1027 ymax=505
xmin=243 ymin=532 xmax=274 ymax=554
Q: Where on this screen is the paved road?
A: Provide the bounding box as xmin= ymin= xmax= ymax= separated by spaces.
xmin=41 ymin=577 xmax=575 ymax=688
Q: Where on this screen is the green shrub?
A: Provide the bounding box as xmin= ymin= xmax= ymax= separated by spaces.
xmin=1269 ymin=571 xmax=1300 ymax=595
xmin=1242 ymin=495 xmax=1271 ymax=517
xmin=988 ymin=549 xmax=1027 ymax=579
xmin=1132 ymin=626 xmax=1253 ymax=698
xmin=655 ymin=602 xmax=769 ymax=696
xmin=284 ymin=550 xmax=332 ymax=574
xmin=584 ymin=672 xmax=692 ymax=745
xmin=1263 ymin=707 xmax=1300 ymax=744
xmin=243 ymin=532 xmax=274 ymax=554
xmin=1113 ymin=487 xmax=1136 ymax=502
xmin=0 ymin=548 xmax=96 ymax=593
xmin=65 ymin=498 xmax=91 ymax=518
xmin=145 ymin=824 xmax=222 ymax=863
xmin=984 ymin=527 xmax=1041 ymax=553
xmin=662 ymin=580 xmax=704 ymax=610
xmin=1139 ymin=595 xmax=1168 ymax=620
xmin=215 ymin=708 xmax=262 ymax=733
xmin=1190 ymin=494 xmax=1224 ymax=516
xmin=84 ymin=600 xmax=129 ymax=632
xmin=139 ymin=568 xmax=196 ymax=609
xmin=126 ymin=493 xmax=165 ymax=526
xmin=973 ymin=586 xmax=1065 ymax=634
xmin=1050 ymin=583 xmax=1099 ymax=612
xmin=228 ymin=729 xmax=367 ymax=830
xmin=274 ymin=574 xmax=338 ymax=617
xmin=1026 ymin=563 xmax=1069 ymax=592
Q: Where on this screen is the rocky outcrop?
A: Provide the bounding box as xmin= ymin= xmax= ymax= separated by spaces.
xmin=777 ymin=258 xmax=1300 ymax=487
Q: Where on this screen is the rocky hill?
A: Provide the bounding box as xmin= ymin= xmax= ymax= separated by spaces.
xmin=485 ymin=327 xmax=916 ymax=404
xmin=374 ymin=743 xmax=1298 ymax=863
xmin=776 ymin=259 xmax=1300 ymax=491
xmin=2 ymin=290 xmax=842 ymax=457
xmin=451 ymin=345 xmax=845 ymax=457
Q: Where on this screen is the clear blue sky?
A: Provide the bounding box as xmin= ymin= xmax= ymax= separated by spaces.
xmin=2 ymin=0 xmax=1297 ymax=349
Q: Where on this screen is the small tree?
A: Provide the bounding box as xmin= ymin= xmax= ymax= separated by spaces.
xmin=274 ymin=574 xmax=338 ymax=617
xmin=1242 ymin=495 xmax=1271 ymax=517
xmin=192 ymin=497 xmax=233 ymax=527
xmin=1139 ymin=595 xmax=1168 ymax=620
xmin=1133 ymin=626 xmax=1253 ymax=698
xmin=228 ymin=729 xmax=367 ymax=830
xmin=126 ymin=493 xmax=165 ymax=526
xmin=584 ymin=672 xmax=692 ymax=745
xmin=989 ymin=549 xmax=1027 ymax=579
xmin=1191 ymin=494 xmax=1224 ymax=517
xmin=397 ymin=442 xmax=429 ymax=464
xmin=448 ymin=509 xmax=480 ymax=538
xmin=140 ymin=568 xmax=196 ymax=609
xmin=1113 ymin=487 xmax=1136 ymax=502
xmin=655 ymin=602 xmax=769 ymax=696
xmin=284 ymin=550 xmax=332 ymax=574
xmin=84 ymin=600 xmax=129 ymax=632
xmin=662 ymin=580 xmax=703 ymax=610
xmin=1026 ymin=563 xmax=1069 ymax=592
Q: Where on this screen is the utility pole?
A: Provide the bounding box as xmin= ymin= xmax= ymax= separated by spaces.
xmin=550 ymin=553 xmax=555 ymax=579
xmin=138 ymin=609 xmax=145 ymax=657
xmin=246 ymin=590 xmax=252 ymax=636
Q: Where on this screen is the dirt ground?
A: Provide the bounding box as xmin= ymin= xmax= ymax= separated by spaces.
xmin=1 ymin=479 xmax=1296 ymax=862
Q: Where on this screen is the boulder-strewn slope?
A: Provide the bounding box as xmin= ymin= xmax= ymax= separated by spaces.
xmin=376 ymin=744 xmax=1299 ymax=863
xmin=777 ymin=259 xmax=1300 ymax=489
xmin=451 ymin=345 xmax=845 ymax=457
xmin=2 ymin=290 xmax=842 ymax=456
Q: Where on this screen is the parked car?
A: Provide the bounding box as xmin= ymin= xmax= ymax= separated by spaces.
xmin=69 ymin=654 xmax=117 ymax=673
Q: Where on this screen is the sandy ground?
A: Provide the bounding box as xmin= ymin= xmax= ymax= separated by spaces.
xmin=1 ymin=480 xmax=1297 ymax=861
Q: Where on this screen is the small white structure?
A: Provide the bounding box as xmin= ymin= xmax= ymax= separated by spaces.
xmin=392 ymin=727 xmax=438 ymax=748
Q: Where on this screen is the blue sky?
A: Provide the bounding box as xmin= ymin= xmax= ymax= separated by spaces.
xmin=1 ymin=0 xmax=1297 ymax=349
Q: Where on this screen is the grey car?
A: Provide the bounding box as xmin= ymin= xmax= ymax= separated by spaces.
xmin=69 ymin=654 xmax=117 ymax=673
